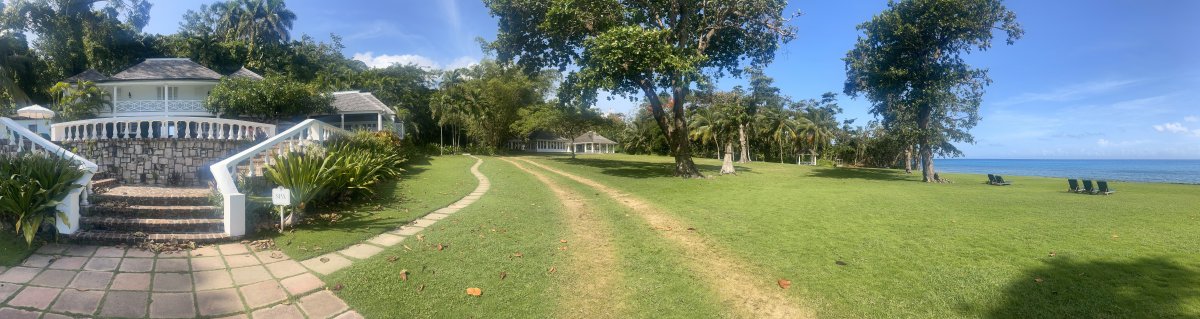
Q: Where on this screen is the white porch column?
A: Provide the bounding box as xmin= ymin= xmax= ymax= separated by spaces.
xmin=163 ymin=84 xmax=170 ymax=117
xmin=111 ymin=86 xmax=118 ymax=117
xmin=377 ymin=113 xmax=383 ymax=131
xmin=340 ymin=114 xmax=345 ymax=129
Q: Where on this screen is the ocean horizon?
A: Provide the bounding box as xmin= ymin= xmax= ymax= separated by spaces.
xmin=933 ymin=159 xmax=1200 ymax=185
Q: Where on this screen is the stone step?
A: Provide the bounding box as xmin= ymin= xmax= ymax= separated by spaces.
xmin=91 ymin=178 xmax=119 ymax=190
xmin=87 ymin=204 xmax=221 ymax=219
xmin=81 ymin=216 xmax=224 ymax=233
xmin=92 ymin=185 xmax=213 ymax=206
xmin=68 ymin=230 xmax=230 ymax=244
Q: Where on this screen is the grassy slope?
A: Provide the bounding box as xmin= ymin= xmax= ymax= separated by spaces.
xmin=273 ymin=155 xmax=477 ymax=260
xmin=0 ymin=235 xmax=38 ymax=266
xmin=527 ymin=154 xmax=1200 ymax=319
xmin=326 ymin=157 xmax=569 ymax=318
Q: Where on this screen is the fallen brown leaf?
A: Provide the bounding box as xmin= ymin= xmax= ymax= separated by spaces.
xmin=499 ymin=271 xmax=507 ymax=280
xmin=331 ymin=283 xmax=344 ymax=291
xmin=512 ymin=252 xmax=523 ymax=258
xmin=418 ymin=284 xmax=425 ymax=292
xmin=1049 ymin=251 xmax=1057 ymax=257
xmin=1034 ymin=278 xmax=1044 ymax=284
xmin=558 ymin=246 xmax=568 ymax=251
xmin=559 ymin=239 xmax=568 ymax=243
xmin=403 ymin=245 xmax=412 ymax=251
xmin=466 ymin=287 xmax=482 ymax=296
xmin=548 ymin=267 xmax=556 ymax=273
xmin=778 ymin=279 xmax=792 ymax=289
xmin=400 ymin=269 xmax=409 ymax=281
xmin=437 ymin=244 xmax=444 ymax=251
xmin=417 ymin=234 xmax=425 ymax=241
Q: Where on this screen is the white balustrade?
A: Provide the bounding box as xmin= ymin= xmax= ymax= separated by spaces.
xmin=210 ymin=119 xmax=347 ymax=237
xmin=51 ymin=117 xmax=277 ymax=142
xmin=1 ymin=117 xmax=98 ymax=235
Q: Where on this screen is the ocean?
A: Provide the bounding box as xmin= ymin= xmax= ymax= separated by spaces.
xmin=934 ymin=159 xmax=1200 ymax=185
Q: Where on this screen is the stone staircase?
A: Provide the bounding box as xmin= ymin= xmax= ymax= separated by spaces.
xmin=71 ymin=185 xmax=231 ymax=244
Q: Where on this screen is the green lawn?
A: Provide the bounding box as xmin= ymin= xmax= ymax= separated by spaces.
xmin=523 ymin=154 xmax=1200 ymax=319
xmin=270 ymin=155 xmax=478 ymax=260
xmin=325 ymin=157 xmax=571 ymax=318
xmin=0 ymin=234 xmax=38 ymax=266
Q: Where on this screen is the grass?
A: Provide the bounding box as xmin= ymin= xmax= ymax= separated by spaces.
xmin=325 ymin=157 xmax=570 ymax=318
xmin=0 ymin=234 xmax=39 ymax=266
xmin=269 ymin=155 xmax=478 ymax=260
xmin=523 ymin=154 xmax=1200 ymax=318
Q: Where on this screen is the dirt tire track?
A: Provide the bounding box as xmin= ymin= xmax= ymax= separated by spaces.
xmin=515 ymin=157 xmax=815 ymax=319
xmin=499 ymin=157 xmax=628 ymax=318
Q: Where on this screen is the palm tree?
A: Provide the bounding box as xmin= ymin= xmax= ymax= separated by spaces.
xmin=756 ymin=107 xmax=811 ymax=163
xmin=797 ymin=106 xmax=837 ymax=165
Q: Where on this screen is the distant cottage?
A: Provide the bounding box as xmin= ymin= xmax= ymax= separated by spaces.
xmin=508 ymin=130 xmax=618 ymax=154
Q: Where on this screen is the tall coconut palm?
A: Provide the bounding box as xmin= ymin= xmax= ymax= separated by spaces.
xmin=797 ymin=106 xmax=838 ymax=165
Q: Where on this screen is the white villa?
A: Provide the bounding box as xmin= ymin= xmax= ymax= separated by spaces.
xmin=509 ymin=130 xmax=618 ymax=154
xmin=0 ymin=57 xmax=410 ymax=242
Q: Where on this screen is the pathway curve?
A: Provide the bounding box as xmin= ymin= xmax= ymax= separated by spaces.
xmin=299 ymin=155 xmax=491 ymax=275
xmin=513 ymin=158 xmax=815 ymax=319
xmin=499 ymin=157 xmax=627 ymax=318
xmin=0 ymin=155 xmax=492 ymax=318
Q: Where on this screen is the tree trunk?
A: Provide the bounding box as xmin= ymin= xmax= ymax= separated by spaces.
xmin=904 ymin=145 xmax=913 ymax=174
xmin=737 ymin=123 xmax=750 ymax=163
xmin=720 ymin=141 xmax=736 ymax=174
xmin=810 ymin=149 xmax=818 ymax=165
xmin=439 ymin=125 xmax=444 ymax=156
xmin=917 ymin=106 xmax=938 ymax=182
xmin=638 ymin=77 xmax=702 ymax=178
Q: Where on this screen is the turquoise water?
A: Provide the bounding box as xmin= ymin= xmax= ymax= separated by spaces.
xmin=935 ymin=159 xmax=1200 ymax=184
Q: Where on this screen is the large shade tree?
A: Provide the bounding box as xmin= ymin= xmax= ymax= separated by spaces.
xmin=485 ymin=0 xmax=797 ymax=178
xmin=844 ymin=0 xmax=1022 ymax=182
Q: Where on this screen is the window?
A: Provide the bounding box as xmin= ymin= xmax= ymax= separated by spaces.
xmin=156 ymin=87 xmax=179 ymax=100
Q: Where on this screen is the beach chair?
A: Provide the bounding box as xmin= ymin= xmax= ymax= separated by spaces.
xmin=1082 ymin=180 xmax=1096 ymax=194
xmin=1096 ymin=180 xmax=1116 ymax=195
xmin=1067 ymin=179 xmax=1083 ymax=193
xmin=987 ymin=174 xmax=997 ymax=185
xmin=993 ymin=175 xmax=1012 ymax=186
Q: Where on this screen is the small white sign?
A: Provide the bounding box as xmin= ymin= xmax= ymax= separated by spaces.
xmin=272 ymin=187 xmax=292 ymax=206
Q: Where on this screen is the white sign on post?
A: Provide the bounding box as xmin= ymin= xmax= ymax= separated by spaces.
xmin=272 ymin=187 xmax=292 ymax=206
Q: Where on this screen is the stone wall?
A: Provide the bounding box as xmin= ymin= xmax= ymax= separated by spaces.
xmin=65 ymin=139 xmax=250 ymax=186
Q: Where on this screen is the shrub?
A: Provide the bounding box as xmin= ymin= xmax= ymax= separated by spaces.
xmin=0 ymin=153 xmax=86 ymax=245
xmin=264 ymin=130 xmax=409 ymax=220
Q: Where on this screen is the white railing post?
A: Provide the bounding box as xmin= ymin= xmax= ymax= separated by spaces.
xmin=1 ymin=117 xmax=98 ymax=236
xmin=50 ymin=117 xmax=277 ymax=142
xmin=209 ymin=119 xmax=346 ymax=238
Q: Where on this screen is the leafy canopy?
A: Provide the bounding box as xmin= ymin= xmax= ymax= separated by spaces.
xmin=204 ymin=76 xmax=332 ymax=122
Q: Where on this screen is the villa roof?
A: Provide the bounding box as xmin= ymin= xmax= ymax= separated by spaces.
xmin=330 ymin=91 xmax=396 ymax=115
xmin=63 ymin=69 xmax=109 ymax=83
xmin=226 ymin=67 xmax=264 ymax=80
xmin=573 ymin=131 xmax=616 ymax=144
xmin=110 ymin=58 xmax=223 ymax=81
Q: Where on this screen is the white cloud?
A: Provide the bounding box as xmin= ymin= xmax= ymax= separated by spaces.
xmin=352 ymin=52 xmax=479 ymax=70
xmin=445 ymin=56 xmax=480 ymax=70
xmin=1185 ymin=115 xmax=1199 ymax=123
xmin=353 ymin=52 xmax=438 ymax=69
xmin=1153 ymin=122 xmax=1190 ymax=134
xmin=1097 ymin=139 xmax=1111 ymax=147
xmin=997 ymin=79 xmax=1139 ymax=106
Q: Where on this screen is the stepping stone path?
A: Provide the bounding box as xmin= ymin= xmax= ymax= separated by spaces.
xmin=0 ymin=155 xmax=491 ymax=318
xmin=299 ymin=156 xmax=491 ymax=275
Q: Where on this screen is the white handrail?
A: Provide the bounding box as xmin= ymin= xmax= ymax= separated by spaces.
xmin=209 ymin=119 xmax=348 ymax=237
xmin=1 ymin=117 xmax=98 ymax=235
xmin=51 ymin=116 xmax=277 ymax=142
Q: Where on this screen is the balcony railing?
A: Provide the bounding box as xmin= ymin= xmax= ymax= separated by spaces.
xmin=51 ymin=117 xmax=277 ymax=142
xmin=113 ymin=100 xmax=208 ymax=113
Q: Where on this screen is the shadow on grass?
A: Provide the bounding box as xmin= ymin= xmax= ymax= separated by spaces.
xmin=808 ymin=167 xmax=914 ymax=182
xmin=986 ymin=257 xmax=1200 ymax=318
xmin=543 ymin=156 xmax=751 ymax=179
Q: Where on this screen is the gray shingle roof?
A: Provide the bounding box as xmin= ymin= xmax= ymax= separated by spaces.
xmin=110 ymin=58 xmax=223 ymax=81
xmin=330 ymin=91 xmax=396 ymax=115
xmin=63 ymin=69 xmax=109 ymax=83
xmin=572 ymin=131 xmax=616 ymax=144
xmin=226 ymin=67 xmax=264 ymax=80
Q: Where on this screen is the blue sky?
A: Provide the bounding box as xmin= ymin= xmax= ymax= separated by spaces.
xmin=144 ymin=1 xmax=1200 ymax=159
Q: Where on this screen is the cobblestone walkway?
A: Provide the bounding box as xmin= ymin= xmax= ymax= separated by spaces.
xmin=0 ymin=155 xmax=491 ymax=318
xmin=299 ymin=155 xmax=491 ymax=275
xmin=0 ymin=242 xmax=361 ymax=318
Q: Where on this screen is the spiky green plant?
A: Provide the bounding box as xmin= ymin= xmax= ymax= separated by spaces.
xmin=0 ymin=152 xmax=85 ymax=245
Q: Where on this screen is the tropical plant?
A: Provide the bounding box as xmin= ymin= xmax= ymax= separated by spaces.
xmin=49 ymin=80 xmax=109 ymax=121
xmin=0 ymin=152 xmax=85 ymax=245
xmin=204 ymin=76 xmax=332 ymax=123
xmin=264 ymin=149 xmax=336 ymax=214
